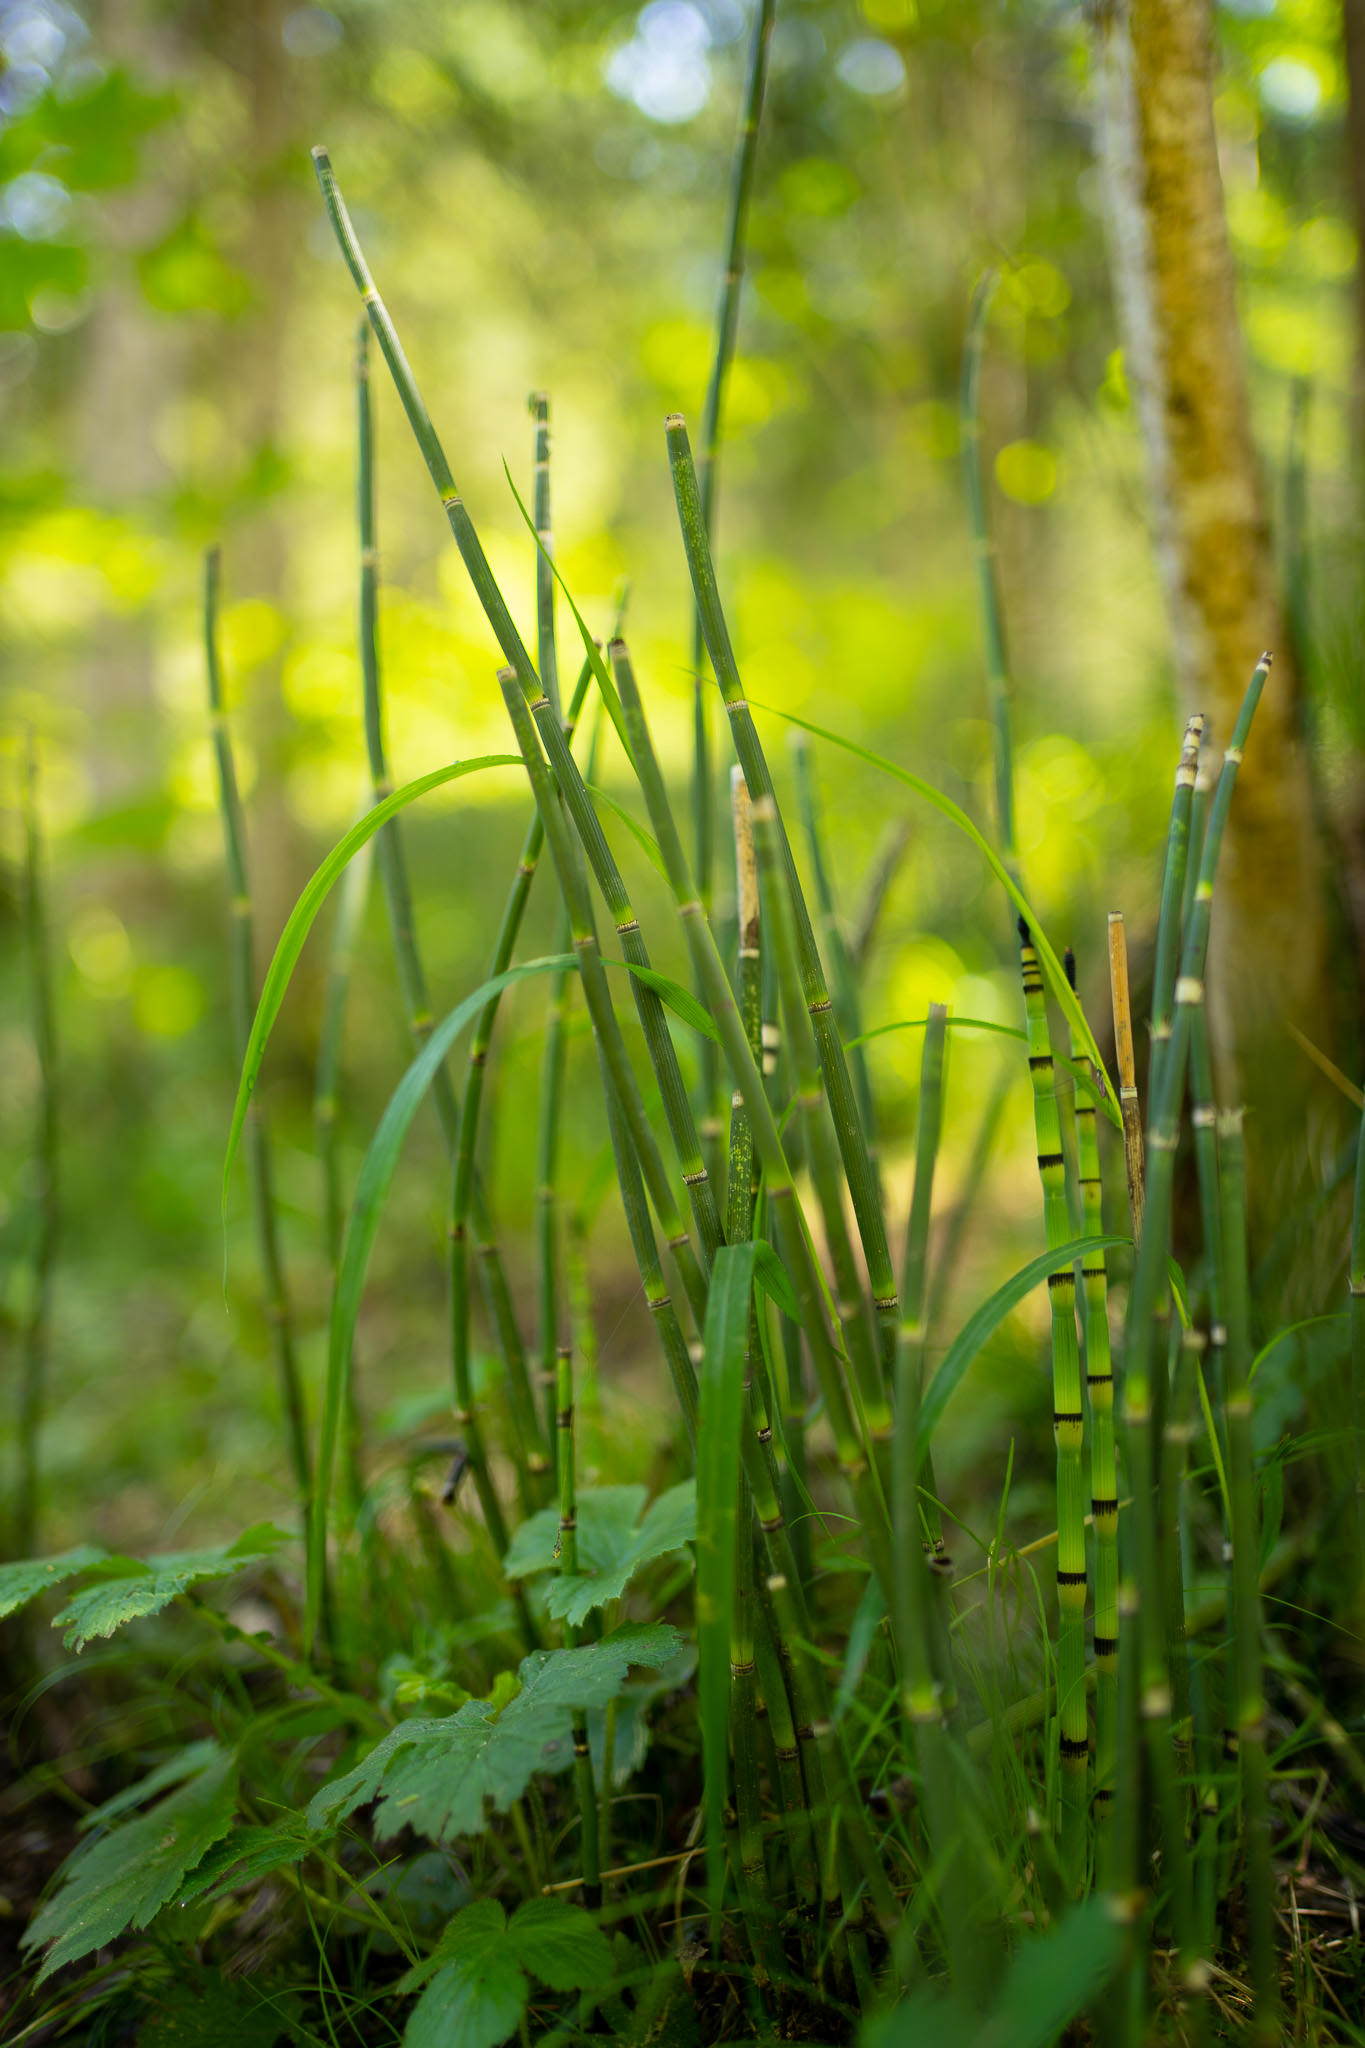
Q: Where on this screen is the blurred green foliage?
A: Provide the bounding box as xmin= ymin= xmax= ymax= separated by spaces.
xmin=0 ymin=0 xmax=1358 ymax=1553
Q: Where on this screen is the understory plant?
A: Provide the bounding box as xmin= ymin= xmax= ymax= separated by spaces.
xmin=4 ymin=7 xmax=1364 ymax=2045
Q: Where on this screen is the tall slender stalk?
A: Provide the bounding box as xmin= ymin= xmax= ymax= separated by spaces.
xmin=666 ymin=417 xmax=898 ymax=1364
xmin=14 ymin=735 xmax=57 ymax=1562
xmin=791 ymin=734 xmax=878 ymax=1177
xmin=530 ymin=392 xmax=560 ymax=721
xmin=850 ymin=816 xmax=911 ymax=973
xmin=1146 ymin=714 xmax=1204 ymax=1115
xmin=1107 ymin=912 xmax=1145 ymax=1246
xmin=1118 ymin=655 xmax=1270 ymax=1990
xmin=960 ymin=269 xmax=1017 ymax=886
xmin=1219 ymin=1110 xmax=1278 ymax=2037
xmin=205 ymin=548 xmax=312 ymax=1520
xmin=1018 ymin=920 xmax=1088 ymax=1884
xmin=1064 ymin=949 xmax=1119 ymax=1824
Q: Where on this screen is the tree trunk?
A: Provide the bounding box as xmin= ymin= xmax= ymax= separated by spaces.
xmin=1092 ymin=0 xmax=1329 ymax=1089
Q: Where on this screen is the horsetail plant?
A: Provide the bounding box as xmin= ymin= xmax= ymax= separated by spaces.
xmin=1017 ymin=918 xmax=1089 ymax=1882
xmin=1064 ymin=948 xmax=1119 ymax=1824
xmin=1107 ymin=910 xmax=1145 ymax=1246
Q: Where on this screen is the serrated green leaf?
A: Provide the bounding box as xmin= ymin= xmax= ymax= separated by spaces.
xmin=0 ymin=1545 xmax=107 ymax=1620
xmin=53 ymin=1533 xmax=283 ymax=1651
xmin=507 ymin=1484 xmax=696 ymax=1627
xmin=507 ymin=1897 xmax=613 ymax=1990
xmin=175 ymin=1812 xmax=317 ymax=1905
xmin=402 ymin=1899 xmax=528 ymax=2048
xmin=308 ymin=1624 xmax=680 ymax=1847
xmin=23 ymin=1748 xmax=238 ymax=1980
xmin=586 ymin=1643 xmax=696 ymax=1788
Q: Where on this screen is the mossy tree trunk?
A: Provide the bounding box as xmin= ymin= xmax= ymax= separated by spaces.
xmin=1092 ymin=0 xmax=1328 ymax=1077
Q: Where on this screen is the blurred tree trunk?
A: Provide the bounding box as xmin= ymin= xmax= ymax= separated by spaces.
xmin=1092 ymin=0 xmax=1329 ymax=1086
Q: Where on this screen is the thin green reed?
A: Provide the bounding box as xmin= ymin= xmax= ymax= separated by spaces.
xmin=666 ymin=416 xmax=899 ymax=1362
xmin=530 ymin=393 xmax=560 ymax=720
xmin=1219 ymin=1110 xmax=1278 ymax=2040
xmin=960 ymin=269 xmax=1017 ymax=885
xmin=1017 ymin=920 xmax=1088 ymax=1884
xmin=791 ymin=734 xmax=878 ymax=1178
xmin=692 ymin=0 xmax=778 ymax=911
xmin=1147 ymin=714 xmax=1204 ymax=1115
xmin=1115 ymin=656 xmax=1270 ymax=1997
xmin=1064 ymin=949 xmax=1119 ymax=1827
xmin=354 ymin=315 xmax=531 ymax=1452
xmin=14 ymin=735 xmax=58 ymax=1562
xmin=204 ymin=548 xmax=312 ymax=1520
xmin=893 ymin=1004 xmax=984 ymax=1988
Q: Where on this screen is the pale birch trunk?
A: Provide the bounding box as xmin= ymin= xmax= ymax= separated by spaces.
xmin=1092 ymin=0 xmax=1328 ymax=1082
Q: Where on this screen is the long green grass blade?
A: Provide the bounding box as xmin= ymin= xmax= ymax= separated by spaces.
xmin=222 ymin=758 xmax=519 ymax=1210
xmin=306 ymin=953 xmax=575 ymax=1647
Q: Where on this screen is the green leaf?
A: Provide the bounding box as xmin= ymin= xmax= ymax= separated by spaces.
xmin=309 ymin=952 xmax=578 ymax=1648
xmin=696 ymin=1241 xmax=759 ymax=1931
xmin=53 ymin=1530 xmax=285 ymax=1652
xmin=918 ymin=1235 xmax=1132 ymax=1460
xmin=752 ymin=1238 xmax=800 ymax=1320
xmin=614 ymin=961 xmax=720 ymax=1045
xmin=23 ymin=1748 xmax=238 ymax=1981
xmin=175 ymin=1812 xmax=317 ymax=1905
xmin=588 ymin=783 xmax=671 ymax=883
xmin=749 ymin=702 xmax=1121 ymax=1126
xmin=506 ymin=1896 xmax=614 ymax=1990
xmin=0 ymin=1545 xmax=107 ymax=1620
xmin=403 ymin=1900 xmax=527 ymax=2048
xmin=504 ymin=1484 xmax=696 ymax=1625
xmin=222 ymin=756 xmax=522 ymax=1213
xmin=307 ymin=1624 xmax=681 ymax=1847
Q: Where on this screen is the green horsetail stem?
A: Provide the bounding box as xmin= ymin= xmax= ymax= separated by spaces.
xmin=791 ymin=734 xmax=879 ymax=1180
xmin=609 ymin=642 xmax=893 ymax=1595
xmin=1218 ymin=1111 xmax=1278 ymax=2038
xmin=14 ymin=735 xmax=57 ymax=1562
xmin=692 ymin=0 xmax=777 ymax=901
xmin=205 ymin=550 xmax=312 ymax=1521
xmin=1146 ymin=714 xmax=1205 ymax=1115
xmin=1118 ymin=655 xmax=1270 ymax=1988
xmin=665 ymin=416 xmax=898 ymax=1363
xmin=894 ymin=1005 xmax=986 ymax=1988
xmin=555 ymin=1339 xmax=602 ymax=1908
xmin=1018 ymin=920 xmax=1088 ymax=1885
xmin=1106 ymin=912 xmax=1145 ymax=1247
xmin=751 ymin=796 xmax=888 ymax=1469
xmin=1352 ymin=1096 xmax=1365 ymax=1573
xmin=355 ymin=316 xmax=533 ymax=1485
xmin=497 ymin=673 xmax=705 ymax=1437
xmin=960 ymin=269 xmax=1018 ymax=885
xmin=1064 ymin=948 xmax=1119 ymax=1824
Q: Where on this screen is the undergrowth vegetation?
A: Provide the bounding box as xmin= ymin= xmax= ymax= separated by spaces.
xmin=3 ymin=6 xmax=1364 ymax=2045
